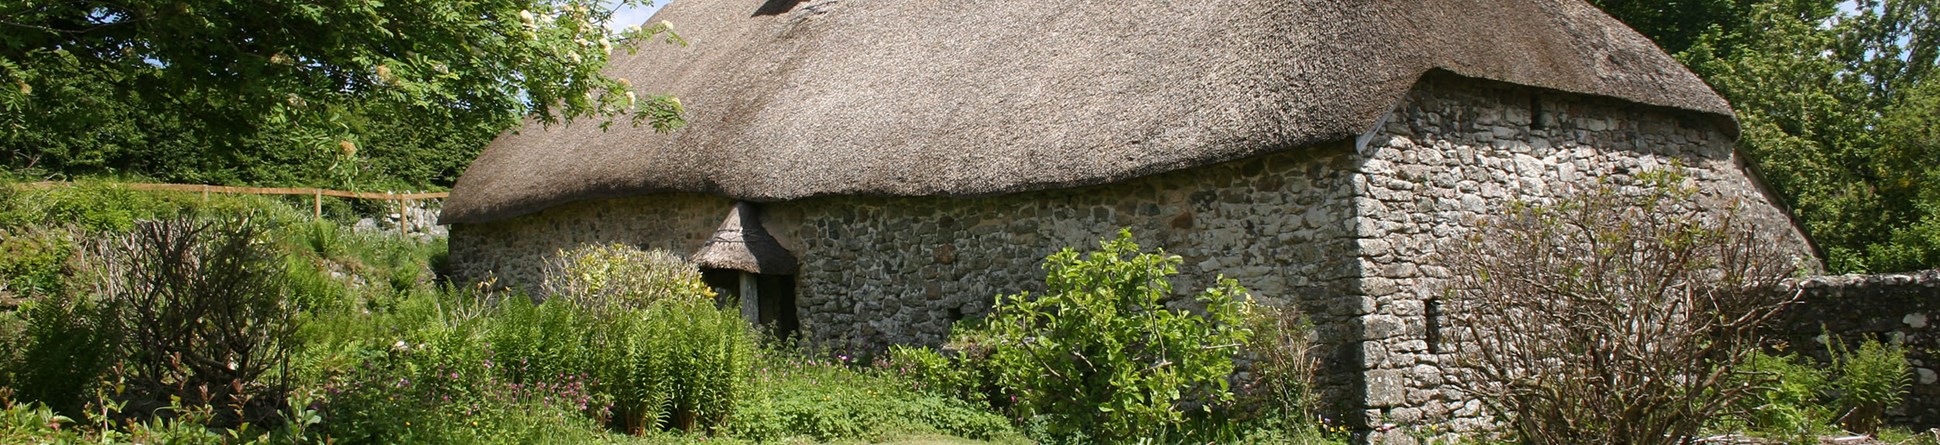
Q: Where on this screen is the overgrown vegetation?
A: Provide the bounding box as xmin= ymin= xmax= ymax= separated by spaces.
xmin=0 ymin=182 xmax=1340 ymax=444
xmin=870 ymin=231 xmax=1343 ymax=444
xmin=1441 ymin=172 xmax=1807 ymax=444
xmin=1728 ymin=335 xmax=1914 ymax=443
xmin=1437 ymin=172 xmax=1932 ymax=444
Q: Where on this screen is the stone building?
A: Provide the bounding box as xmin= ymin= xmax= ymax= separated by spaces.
xmin=441 ymin=0 xmax=1814 ymax=439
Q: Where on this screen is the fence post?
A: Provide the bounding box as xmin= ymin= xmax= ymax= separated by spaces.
xmin=400 ymin=197 xmax=411 ymax=235
xmin=314 ymin=189 xmax=323 ymax=219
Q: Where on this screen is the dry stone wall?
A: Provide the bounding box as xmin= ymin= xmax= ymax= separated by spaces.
xmin=450 ymin=141 xmax=1370 ymax=416
xmin=448 ymin=194 xmax=734 ymax=289
xmin=1779 ymin=270 xmax=1940 ymax=428
xmin=1353 ymin=74 xmax=1813 ymax=443
xmin=760 ymin=145 xmax=1365 ymax=412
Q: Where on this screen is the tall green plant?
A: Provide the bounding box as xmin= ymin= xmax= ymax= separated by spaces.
xmin=1829 ymin=336 xmax=1911 ymax=434
xmin=973 ymin=229 xmax=1252 ymax=442
xmin=497 ymin=245 xmax=751 ymax=435
xmin=5 ymin=290 xmax=115 ymax=417
xmin=637 ymin=298 xmax=756 ymax=433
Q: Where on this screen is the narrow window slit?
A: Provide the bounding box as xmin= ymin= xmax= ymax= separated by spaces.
xmin=1425 ymin=298 xmax=1444 ymax=355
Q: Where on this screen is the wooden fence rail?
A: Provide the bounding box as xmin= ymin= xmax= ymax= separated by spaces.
xmin=15 ymin=181 xmax=448 ymax=222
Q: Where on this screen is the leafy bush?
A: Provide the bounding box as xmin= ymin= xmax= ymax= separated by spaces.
xmin=885 ymin=345 xmax=997 ymax=408
xmin=82 ymin=215 xmax=302 ymax=426
xmin=541 ymin=243 xmax=713 ymax=313
xmin=1829 ymin=336 xmax=1910 ymax=434
xmin=0 ymin=391 xmax=82 ymax=444
xmin=971 ymin=229 xmax=1252 ymax=442
xmin=0 ymin=181 xmax=195 ymax=233
xmin=0 ymin=226 xmax=73 ymax=297
xmin=0 ymin=387 xmax=286 ymax=445
xmin=1441 ymin=173 xmax=1805 ymax=444
xmin=1728 ymin=336 xmax=1911 ymax=441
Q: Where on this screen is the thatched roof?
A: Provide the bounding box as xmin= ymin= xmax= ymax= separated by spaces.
xmin=443 ymin=0 xmax=1733 ymax=224
xmin=691 ymin=202 xmax=799 ymax=275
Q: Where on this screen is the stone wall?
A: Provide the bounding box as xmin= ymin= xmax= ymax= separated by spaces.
xmin=1779 ymin=270 xmax=1940 ymax=428
xmin=1353 ymin=73 xmax=1814 ymax=443
xmin=450 ymin=140 xmax=1370 ymax=415
xmin=447 ymin=72 xmax=1817 ymax=443
xmin=352 ymin=199 xmax=447 ymax=239
xmin=448 ymin=194 xmax=735 ymax=289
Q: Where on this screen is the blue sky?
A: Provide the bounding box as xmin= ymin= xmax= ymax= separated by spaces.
xmin=608 ymin=0 xmax=671 ymax=31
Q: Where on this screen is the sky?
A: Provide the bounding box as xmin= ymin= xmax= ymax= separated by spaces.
xmin=608 ymin=0 xmax=672 ymax=31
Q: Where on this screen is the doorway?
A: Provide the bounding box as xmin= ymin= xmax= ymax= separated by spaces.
xmin=703 ymin=268 xmax=800 ymax=340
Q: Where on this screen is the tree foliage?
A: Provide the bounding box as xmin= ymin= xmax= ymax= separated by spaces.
xmin=1586 ymin=0 xmax=1762 ymax=56
xmin=0 ymin=0 xmax=685 ymax=189
xmin=1594 ymin=0 xmax=1940 ymax=273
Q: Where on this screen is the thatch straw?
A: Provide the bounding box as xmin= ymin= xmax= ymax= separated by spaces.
xmin=444 ymin=0 xmax=1732 ymax=224
xmin=691 ymin=202 xmax=798 ymax=275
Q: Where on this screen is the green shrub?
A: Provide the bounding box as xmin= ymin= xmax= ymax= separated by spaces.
xmin=0 ymin=226 xmax=73 ymax=297
xmin=971 ymin=229 xmax=1252 ymax=442
xmin=84 ymin=215 xmax=301 ymax=426
xmin=0 ymin=387 xmax=290 ymax=445
xmin=0 ymin=392 xmax=82 ymax=444
xmin=1726 ymin=337 xmax=1912 ymax=441
xmin=886 ymin=345 xmax=988 ymax=406
xmin=314 ymin=276 xmax=758 ymax=442
xmin=541 ymin=243 xmax=714 ymax=313
xmin=524 ymin=244 xmax=747 ymax=434
xmin=1830 ymin=336 xmax=1911 ymax=434
xmin=5 ymin=181 xmax=192 ymax=233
